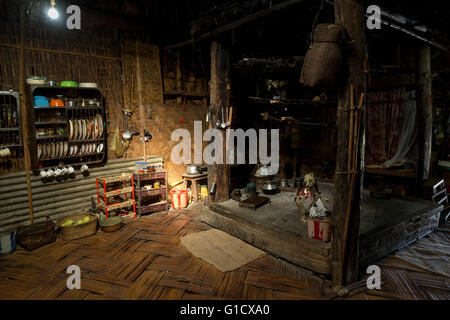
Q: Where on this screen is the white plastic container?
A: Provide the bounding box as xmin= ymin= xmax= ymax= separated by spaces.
xmin=0 ymin=231 xmax=16 ymax=255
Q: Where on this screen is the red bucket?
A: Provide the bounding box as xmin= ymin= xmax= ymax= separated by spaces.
xmin=306 ymin=217 xmax=331 ymax=242
xmin=171 ymin=188 xmax=189 ymax=210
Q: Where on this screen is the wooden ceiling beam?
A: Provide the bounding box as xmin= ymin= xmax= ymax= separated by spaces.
xmin=164 ymin=0 xmax=308 ymax=51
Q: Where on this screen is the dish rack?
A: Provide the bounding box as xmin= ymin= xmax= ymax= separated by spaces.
xmin=26 ymin=84 xmax=107 ymax=171
xmin=96 ymin=172 xmax=136 ymax=220
xmin=0 ymin=91 xmax=22 ymax=148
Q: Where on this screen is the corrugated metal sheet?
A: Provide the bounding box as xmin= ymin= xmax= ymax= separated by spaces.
xmin=0 ymin=157 xmax=163 ymax=234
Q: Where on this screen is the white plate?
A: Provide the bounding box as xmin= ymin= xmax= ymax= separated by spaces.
xmin=73 ymin=145 xmax=78 ymax=155
xmin=86 ymin=119 xmax=92 ymax=139
xmin=97 ymin=143 xmax=104 ymax=153
xmin=97 ymin=114 xmax=103 ymax=138
xmin=26 ymin=79 xmax=46 ymax=85
xmin=46 ymin=143 xmax=51 ymax=159
xmin=37 ymin=144 xmax=42 ymax=159
xmin=80 ymin=144 xmax=85 ymax=155
xmin=54 ymin=142 xmax=59 ymax=158
xmin=50 ymin=143 xmax=55 ymax=158
xmin=73 ymin=120 xmax=78 ymax=140
xmin=69 ymin=120 xmax=73 ymax=140
xmin=83 ymin=120 xmax=87 ymax=140
xmin=63 ymin=142 xmax=68 ymax=156
xmin=79 ymin=83 xmax=97 ymax=88
xmin=78 ymin=120 xmax=82 ymax=140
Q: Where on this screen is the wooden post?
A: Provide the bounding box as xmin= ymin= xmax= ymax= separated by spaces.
xmin=135 ymin=41 xmax=147 ymax=162
xmin=176 ymin=52 xmax=183 ymax=104
xmin=415 ymin=45 xmax=432 ymax=181
xmin=19 ymin=2 xmax=34 ymax=224
xmin=332 ymin=0 xmax=366 ymax=286
xmin=208 ymin=41 xmax=230 ymax=202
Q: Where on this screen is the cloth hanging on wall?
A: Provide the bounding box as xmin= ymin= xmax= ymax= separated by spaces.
xmin=365 ymin=87 xmax=417 ymax=168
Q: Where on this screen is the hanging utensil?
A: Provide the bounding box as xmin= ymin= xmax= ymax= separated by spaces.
xmin=122 ymin=110 xmax=132 ymax=140
xmin=221 ymin=106 xmax=227 ymax=129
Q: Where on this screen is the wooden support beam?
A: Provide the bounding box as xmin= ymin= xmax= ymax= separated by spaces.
xmin=331 ymin=0 xmax=366 ymax=286
xmin=415 ymin=45 xmax=432 ymax=181
xmin=208 ymin=41 xmax=230 ymax=203
xmin=19 ymin=1 xmax=34 ymax=224
xmin=165 ymin=0 xmax=307 ymax=50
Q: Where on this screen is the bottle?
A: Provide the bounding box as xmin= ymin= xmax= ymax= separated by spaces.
xmin=12 ymin=109 xmax=18 ymax=127
xmin=6 ymin=107 xmax=11 ymax=127
xmin=0 ymin=108 xmax=4 ymax=127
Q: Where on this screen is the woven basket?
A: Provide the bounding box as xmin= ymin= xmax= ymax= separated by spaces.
xmin=300 ymin=24 xmax=343 ymax=89
xmin=57 ymin=214 xmax=98 ymax=241
xmin=16 ymin=217 xmax=56 ymax=251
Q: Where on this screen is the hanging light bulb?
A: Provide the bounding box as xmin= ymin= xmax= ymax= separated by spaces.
xmin=47 ymin=0 xmax=59 ymax=20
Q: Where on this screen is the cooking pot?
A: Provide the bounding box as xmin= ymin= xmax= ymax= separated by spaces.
xmin=66 ymin=99 xmax=77 ymax=107
xmin=262 ymin=182 xmax=279 ymax=195
xmin=50 ymin=99 xmax=65 ymax=107
xmin=187 ymin=165 xmax=200 ymax=175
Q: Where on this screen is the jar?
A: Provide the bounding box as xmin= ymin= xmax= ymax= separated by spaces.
xmin=149 ymin=165 xmax=155 ymax=173
xmin=37 ymin=128 xmax=46 ymax=136
xmin=46 ymin=128 xmax=54 ymax=136
xmin=154 ymin=182 xmax=160 ymax=188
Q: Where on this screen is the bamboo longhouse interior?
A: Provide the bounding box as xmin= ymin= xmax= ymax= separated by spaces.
xmin=0 ymin=0 xmax=449 ymax=302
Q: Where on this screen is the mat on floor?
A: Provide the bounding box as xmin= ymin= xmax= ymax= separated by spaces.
xmin=181 ymin=229 xmax=266 ymax=272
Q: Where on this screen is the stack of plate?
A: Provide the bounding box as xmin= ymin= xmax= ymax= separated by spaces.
xmin=68 ymin=114 xmax=104 ymax=141
xmin=26 ymin=76 xmax=47 ymax=85
xmin=37 ymin=141 xmax=69 ymax=159
xmin=79 ymin=83 xmax=98 ymax=88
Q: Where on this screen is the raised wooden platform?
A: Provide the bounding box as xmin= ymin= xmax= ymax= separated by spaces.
xmin=201 ymin=182 xmax=443 ymax=277
xmin=359 ymin=204 xmax=442 ymax=268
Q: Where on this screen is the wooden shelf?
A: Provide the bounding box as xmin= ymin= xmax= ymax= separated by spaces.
xmin=98 ymin=199 xmax=135 ymax=211
xmin=140 ymin=201 xmax=168 ymax=214
xmin=364 ymin=166 xmax=417 ymax=179
xmin=98 ymin=186 xmax=133 ymax=198
xmin=134 ymin=170 xmax=168 ymax=216
xmin=35 ymin=121 xmax=67 ymax=125
xmin=248 ymin=96 xmax=333 ymax=106
xmin=136 ymin=186 xmax=167 ymax=197
xmin=97 ymin=173 xmax=134 ymax=184
xmin=133 ymin=171 xmax=166 ymax=181
xmin=34 ymin=106 xmax=67 ymax=109
xmin=0 ymin=127 xmax=19 ymax=131
xmin=163 ymin=90 xmax=209 ymax=98
xmin=36 ymin=134 xmax=67 ymax=140
xmin=69 ymin=138 xmax=104 ymax=143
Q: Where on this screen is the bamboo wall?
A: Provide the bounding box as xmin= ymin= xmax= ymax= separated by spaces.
xmin=0 ymin=6 xmax=210 ymax=185
xmin=0 ymin=157 xmax=162 ymax=234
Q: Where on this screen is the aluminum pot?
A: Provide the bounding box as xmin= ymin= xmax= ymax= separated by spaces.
xmin=187 ymin=165 xmax=200 ymax=175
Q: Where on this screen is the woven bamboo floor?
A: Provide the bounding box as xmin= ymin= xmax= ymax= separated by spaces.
xmin=0 ymin=205 xmax=448 ymax=300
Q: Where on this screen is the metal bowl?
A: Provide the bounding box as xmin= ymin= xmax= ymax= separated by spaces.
xmin=262 ymin=182 xmax=279 ymax=195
